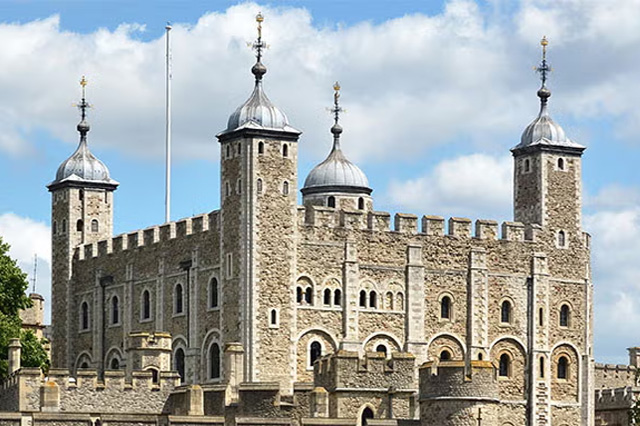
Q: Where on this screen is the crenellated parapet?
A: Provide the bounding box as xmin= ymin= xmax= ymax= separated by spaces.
xmin=595 ymin=362 xmax=638 ymax=390
xmin=595 ymin=386 xmax=640 ymax=411
xmin=74 ymin=210 xmax=220 ymax=261
xmin=314 ymin=350 xmax=416 ymax=391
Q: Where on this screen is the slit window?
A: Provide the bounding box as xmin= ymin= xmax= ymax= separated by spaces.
xmin=501 ymin=300 xmax=511 ymax=323
xmin=80 ymin=302 xmax=89 ymax=330
xmin=209 ymin=278 xmax=219 ymax=309
xmin=258 ymin=142 xmax=264 ymax=154
xmin=175 ymin=284 xmax=184 ymax=314
xmin=358 ymin=197 xmax=364 ymax=210
xmin=270 ymin=309 xmax=278 ymax=326
xmin=282 ymin=181 xmax=289 ymax=195
xmin=560 ymin=304 xmax=570 ymax=327
xmin=441 ymin=296 xmax=451 ymax=319
xmin=282 ymin=144 xmax=288 ymax=157
xmin=558 ymin=230 xmax=566 ymax=247
xmin=111 ymin=296 xmax=119 ymax=325
xmin=142 ymin=290 xmax=151 ymax=320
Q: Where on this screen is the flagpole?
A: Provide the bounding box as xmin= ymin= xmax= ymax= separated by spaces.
xmin=165 ymin=23 xmax=172 ymax=223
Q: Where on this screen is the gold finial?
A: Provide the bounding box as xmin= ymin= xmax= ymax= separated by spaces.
xmin=256 ymin=12 xmax=264 ymax=23
xmin=541 ymin=35 xmax=548 ymax=47
xmin=333 ymin=81 xmax=341 ymax=92
xmin=80 ymin=75 xmax=87 ymax=87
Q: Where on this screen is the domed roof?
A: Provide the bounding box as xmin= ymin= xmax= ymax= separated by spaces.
xmin=53 ymin=136 xmax=115 ymax=185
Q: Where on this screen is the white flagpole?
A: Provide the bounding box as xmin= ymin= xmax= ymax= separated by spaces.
xmin=165 ymin=23 xmax=172 ymax=223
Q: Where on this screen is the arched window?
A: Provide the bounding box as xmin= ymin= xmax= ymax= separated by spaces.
xmin=524 ymin=158 xmax=531 ymax=173
xmin=358 ymin=197 xmax=365 ymax=210
xmin=209 ymin=343 xmax=221 ymax=380
xmin=305 ymin=287 xmax=313 ymax=304
xmin=440 ymin=350 xmax=451 ymax=361
xmin=81 ymin=302 xmax=89 ymax=330
xmin=258 ymin=141 xmax=264 ymax=154
xmin=396 ymin=293 xmax=404 ymax=310
xmin=282 ymin=181 xmax=289 ymax=195
xmin=478 ymin=353 xmax=483 ymax=361
xmin=175 ymin=284 xmax=184 ymax=314
xmin=111 ymin=296 xmax=119 ymax=325
xmin=386 ymin=292 xmax=393 ymax=310
xmin=209 ymin=278 xmax=219 ymax=309
xmin=76 ymin=219 xmax=83 ymax=232
xmin=359 ymin=290 xmax=367 ymax=307
xmin=175 ymin=348 xmax=185 ymax=383
xmin=559 ymin=304 xmax=570 ymax=327
xmin=557 ymin=356 xmax=568 ymax=379
xmin=142 ymin=290 xmax=151 ymax=320
xmin=376 ymin=345 xmax=387 ymax=357
xmin=499 ymin=353 xmax=510 ymax=377
xmin=361 ymin=407 xmax=374 ymax=425
xmin=369 ymin=291 xmax=377 ymax=308
xmin=282 ymin=144 xmax=288 ymax=157
xmin=80 ymin=362 xmax=89 ymax=369
xmin=270 ymin=309 xmax=278 ymax=326
xmin=540 ymin=356 xmax=545 ymax=378
xmin=110 ymin=358 xmax=120 ymax=370
xmin=296 ymin=287 xmax=303 ymax=304
xmin=441 ymin=296 xmax=451 ymax=319
xmin=501 ymin=300 xmax=511 ymax=323
xmin=309 ymin=341 xmax=322 ymax=367
xmin=91 ymin=219 xmax=99 ymax=233
xmin=558 ymin=230 xmax=566 ymax=247
xmin=334 ymin=289 xmax=342 ymax=306
xmin=323 ymin=288 xmax=331 ymax=305
xmin=327 ymin=196 xmax=335 ymax=208
xmin=257 ymin=178 xmax=263 ymax=194
xmin=558 ymin=157 xmax=565 ymax=170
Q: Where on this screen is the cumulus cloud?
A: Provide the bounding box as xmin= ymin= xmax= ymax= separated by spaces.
xmin=385 ymin=153 xmax=512 ymax=220
xmin=0 ymin=213 xmax=51 ymax=323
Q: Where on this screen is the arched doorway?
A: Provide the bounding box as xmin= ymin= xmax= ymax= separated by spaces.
xmin=361 ymin=407 xmax=374 ymax=425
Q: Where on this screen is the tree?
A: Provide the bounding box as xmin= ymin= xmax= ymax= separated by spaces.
xmin=0 ymin=237 xmax=49 ymax=377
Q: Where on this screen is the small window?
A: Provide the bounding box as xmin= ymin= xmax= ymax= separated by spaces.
xmin=209 ymin=278 xmax=219 ymax=308
xmin=358 ymin=197 xmax=364 ymax=210
xmin=225 ymin=182 xmax=231 ymax=197
xmin=226 ymin=253 xmax=233 ymax=278
xmin=499 ymin=353 xmax=510 ymax=377
xmin=539 ymin=307 xmax=544 ymax=327
xmin=376 ymin=345 xmax=387 ymax=357
xmin=142 ymin=290 xmax=151 ymax=320
xmin=296 ymin=287 xmax=303 ymax=304
xmin=441 ymin=296 xmax=451 ymax=319
xmin=175 ymin=348 xmax=185 ymax=383
xmin=53 ymin=221 xmax=57 ymax=235
xmin=111 ymin=296 xmax=119 ymax=325
xmin=557 ymin=157 xmax=565 ymax=170
xmin=80 ymin=302 xmax=89 ymax=330
xmin=270 ymin=309 xmax=278 ymax=326
xmin=309 ymin=341 xmax=322 ymax=367
xmin=305 ymin=287 xmax=313 ymax=304
xmin=559 ymin=304 xmax=570 ymax=327
xmin=237 ymin=179 xmax=242 ymax=194
xmin=478 ymin=353 xmax=483 ymax=361
xmin=282 ymin=144 xmax=288 ymax=157
xmin=104 ymin=192 xmax=108 ymax=204
xmin=440 ymin=350 xmax=451 ymax=361
xmin=79 ymin=189 xmax=84 ymax=200
xmin=386 ymin=292 xmax=393 ymax=310
xmin=237 ymin=143 xmax=241 ymax=155
xmin=91 ymin=219 xmax=99 ymax=233
xmin=501 ymin=300 xmax=511 ymax=324
xmin=80 ymin=362 xmax=89 ymax=369
xmin=258 ymin=141 xmax=264 ymax=154
xmin=327 ymin=196 xmax=335 ymax=208
xmin=557 ymin=356 xmax=568 ymax=379
xmin=524 ymin=158 xmax=530 ymax=173
xmin=149 ymin=368 xmax=159 ymax=384
xmin=396 ymin=293 xmax=404 ymax=311
xmin=226 ymin=145 xmax=231 ymax=159
xmin=282 ymin=181 xmax=289 ymax=195
xmin=175 ymin=284 xmax=184 ymax=314
xmin=209 ymin=343 xmax=221 ymax=379
xmin=359 ymin=290 xmax=367 ymax=307
xmin=76 ymin=219 xmax=83 ymax=232
xmin=110 ymin=358 xmax=120 ymax=370
xmin=369 ymin=291 xmax=377 ymax=308
xmin=540 ymin=356 xmax=545 ymax=378
xmin=558 ymin=230 xmax=566 ymax=247
xmin=257 ymin=178 xmax=263 ymax=194
xmin=323 ymin=288 xmax=331 ymax=305
xmin=334 ymin=289 xmax=342 ymax=306
xmin=62 ymin=219 xmax=67 ymax=233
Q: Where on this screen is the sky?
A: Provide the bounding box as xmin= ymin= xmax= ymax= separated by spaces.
xmin=0 ymin=0 xmax=638 ymax=364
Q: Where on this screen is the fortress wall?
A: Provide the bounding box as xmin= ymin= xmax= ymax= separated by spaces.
xmin=595 ymin=363 xmax=637 ymax=390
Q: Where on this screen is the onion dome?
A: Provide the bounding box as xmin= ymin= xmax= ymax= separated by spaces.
xmin=219 ymin=13 xmax=300 ymax=136
xmin=513 ymin=37 xmax=584 ymax=153
xmin=302 ymin=82 xmax=371 ymax=196
xmin=48 ymin=77 xmax=118 ymax=190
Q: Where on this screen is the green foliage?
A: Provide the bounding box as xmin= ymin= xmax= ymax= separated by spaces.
xmin=630 ymin=398 xmax=640 ymax=425
xmin=0 ymin=236 xmax=49 ymax=378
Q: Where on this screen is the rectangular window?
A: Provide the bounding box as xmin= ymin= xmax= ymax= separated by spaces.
xmin=226 ymin=253 xmax=233 ymax=279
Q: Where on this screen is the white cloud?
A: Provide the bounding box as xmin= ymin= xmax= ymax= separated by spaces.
xmin=0 ymin=213 xmax=51 ymax=323
xmin=385 ymin=153 xmax=512 ymax=220
xmin=586 ymin=184 xmax=640 ymax=210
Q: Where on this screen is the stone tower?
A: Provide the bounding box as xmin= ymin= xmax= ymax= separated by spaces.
xmin=47 ymin=77 xmax=118 ymax=368
xmin=215 ymin=13 xmax=301 ymax=391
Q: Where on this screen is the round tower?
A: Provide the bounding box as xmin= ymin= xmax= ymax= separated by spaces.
xmin=301 ymin=83 xmax=372 ymax=211
xmin=47 ymin=77 xmax=118 ymax=369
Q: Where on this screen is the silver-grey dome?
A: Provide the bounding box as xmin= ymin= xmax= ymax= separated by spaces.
xmin=223 ymin=82 xmax=298 ymax=134
xmin=303 ymin=144 xmax=371 ymax=194
xmin=51 ymin=139 xmax=117 ymax=186
xmin=514 ymin=103 xmax=583 ymax=150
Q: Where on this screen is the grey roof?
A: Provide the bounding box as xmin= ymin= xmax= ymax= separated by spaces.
xmin=513 ymin=89 xmax=585 ymax=152
xmin=222 ymin=80 xmax=300 ymax=135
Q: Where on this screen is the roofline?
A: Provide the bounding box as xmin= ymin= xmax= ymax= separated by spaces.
xmin=511 ymin=144 xmax=586 ymax=157
xmin=300 ymin=185 xmax=373 ymax=196
xmin=47 ymin=180 xmax=119 ymax=192
xmin=216 ymin=126 xmax=302 ymax=143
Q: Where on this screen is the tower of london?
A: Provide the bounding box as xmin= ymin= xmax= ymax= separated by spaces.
xmin=4 ymin=16 xmax=628 ymax=426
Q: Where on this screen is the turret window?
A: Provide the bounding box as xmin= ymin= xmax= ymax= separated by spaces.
xmin=523 ymin=158 xmax=531 ymax=173
xmin=559 ymin=304 xmax=570 ymax=327
xmin=269 ymin=309 xmax=279 ymax=327
xmin=257 ymin=178 xmax=263 ymax=194
xmin=237 ymin=143 xmax=241 ymax=155
xmin=499 ymin=353 xmax=511 ymax=377
xmin=282 ymin=181 xmax=289 ymax=195
xmin=76 ymin=219 xmax=83 ymax=232
xmin=358 ymin=197 xmax=365 ymax=210
xmin=327 ymin=196 xmax=336 ymax=208
xmin=540 ymin=356 xmax=545 ymax=378
xmin=557 ymin=230 xmax=566 ymax=248
xmin=500 ymin=300 xmax=512 ymax=324
xmin=62 ymin=219 xmax=67 ymax=234
xmin=226 ymin=145 xmax=231 ymax=159
xmin=440 ymin=296 xmax=452 ymax=320
xmin=557 ymin=157 xmax=565 ymax=170
xmin=79 ymin=189 xmax=84 ymax=200
xmin=91 ymin=219 xmax=99 ymax=233
xmin=258 ymin=142 xmax=264 ymax=154
xmin=282 ymin=144 xmax=289 ymax=157
xmin=53 ymin=221 xmax=57 ymax=235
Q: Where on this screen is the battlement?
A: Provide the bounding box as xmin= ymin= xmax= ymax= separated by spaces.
xmin=75 ymin=210 xmax=220 ymax=261
xmin=594 ymin=362 xmax=638 ymax=389
xmin=418 ymin=360 xmax=499 ymax=401
xmin=299 ymin=205 xmax=543 ymax=242
xmin=313 ymin=350 xmax=415 ymax=391
xmin=595 ymin=386 xmax=640 ymax=411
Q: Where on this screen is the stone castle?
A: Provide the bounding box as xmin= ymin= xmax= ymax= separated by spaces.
xmin=1 ymin=17 xmax=637 ymax=426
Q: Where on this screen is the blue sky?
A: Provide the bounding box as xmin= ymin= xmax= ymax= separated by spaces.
xmin=0 ymin=0 xmax=639 ymax=364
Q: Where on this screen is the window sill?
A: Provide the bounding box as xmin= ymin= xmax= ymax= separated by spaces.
xmin=207 ymin=307 xmax=221 ymax=313
xmin=140 ymin=318 xmax=153 ymax=324
xmin=172 ymin=312 xmax=186 ymax=319
xmin=108 ymin=323 xmax=122 ymax=328
xmin=78 ymin=328 xmax=91 ymax=334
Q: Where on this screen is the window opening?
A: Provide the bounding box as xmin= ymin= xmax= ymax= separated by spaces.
xmin=309 ymin=341 xmax=322 ymax=367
